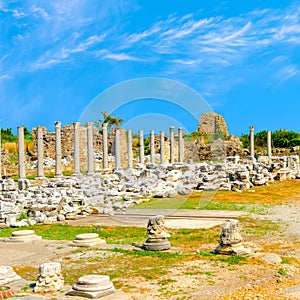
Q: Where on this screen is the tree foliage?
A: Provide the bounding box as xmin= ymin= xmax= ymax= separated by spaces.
xmin=94 ymin=112 xmax=124 ymax=133
xmin=240 ymin=129 xmax=300 ymax=149
xmin=1 ymin=127 xmax=32 ymax=143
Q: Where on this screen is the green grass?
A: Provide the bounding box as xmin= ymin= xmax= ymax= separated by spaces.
xmin=135 ymin=194 xmax=272 ymax=214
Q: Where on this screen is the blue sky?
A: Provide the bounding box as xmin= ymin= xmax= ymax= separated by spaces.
xmin=1 ymin=0 xmax=300 ymax=136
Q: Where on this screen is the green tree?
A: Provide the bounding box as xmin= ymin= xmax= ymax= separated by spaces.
xmin=94 ymin=112 xmax=124 ymax=133
xmin=0 ymin=128 xmax=18 ymax=143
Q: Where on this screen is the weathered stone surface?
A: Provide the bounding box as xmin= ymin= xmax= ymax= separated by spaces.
xmin=212 ymin=219 xmax=251 ymax=256
xmin=67 ymin=274 xmax=115 ymax=298
xmin=72 ymin=233 xmax=106 ymax=247
xmin=8 ymin=230 xmax=42 ymax=243
xmin=198 ymin=112 xmax=229 ymax=140
xmin=0 ymin=266 xmax=21 ymax=285
xmin=143 ymin=215 xmax=171 ymax=251
xmin=34 ymin=262 xmax=64 ymax=293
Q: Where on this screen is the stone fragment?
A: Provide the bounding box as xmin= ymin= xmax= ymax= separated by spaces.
xmin=143 ymin=215 xmax=171 ymax=251
xmin=8 ymin=230 xmax=42 ymax=243
xmin=34 ymin=262 xmax=64 ymax=293
xmin=0 ymin=266 xmax=22 ymax=285
xmin=66 ymin=274 xmax=115 ymax=298
xmin=71 ymin=233 xmax=106 ymax=247
xmin=212 ymin=219 xmax=250 ymax=256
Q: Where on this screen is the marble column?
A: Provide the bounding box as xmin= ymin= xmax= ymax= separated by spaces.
xmin=267 ymin=130 xmax=272 ymax=159
xmin=55 ymin=121 xmax=62 ymax=177
xmin=115 ymin=130 xmax=121 ymax=169
xmin=86 ymin=122 xmax=94 ymax=175
xmin=36 ymin=126 xmax=44 ymax=179
xmin=169 ymin=126 xmax=174 ymax=163
xmin=102 ymin=123 xmax=108 ymax=169
xmin=150 ymin=130 xmax=155 ymax=164
xmin=139 ymin=130 xmax=144 ymax=164
xmin=178 ymin=127 xmax=184 ymax=163
xmin=160 ymin=131 xmax=165 ymax=164
xmin=127 ymin=130 xmax=133 ymax=168
xmin=18 ymin=126 xmax=26 ymax=179
xmin=73 ymin=122 xmax=80 ymax=175
xmin=250 ymin=126 xmax=255 ymax=158
xmin=0 ymin=123 xmax=2 ymax=179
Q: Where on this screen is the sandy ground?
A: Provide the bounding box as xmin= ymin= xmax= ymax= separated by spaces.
xmin=1 ymin=208 xmax=300 ymax=299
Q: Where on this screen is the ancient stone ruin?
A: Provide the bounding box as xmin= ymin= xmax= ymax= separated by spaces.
xmin=71 ymin=233 xmax=106 ymax=248
xmin=212 ymin=219 xmax=251 ymax=256
xmin=33 ymin=262 xmax=64 ymax=293
xmin=143 ymin=215 xmax=171 ymax=251
xmin=66 ymin=274 xmax=115 ymax=298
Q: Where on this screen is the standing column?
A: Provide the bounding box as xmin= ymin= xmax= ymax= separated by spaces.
xmin=102 ymin=123 xmax=108 ymax=169
xmin=36 ymin=126 xmax=45 ymax=179
xmin=73 ymin=122 xmax=80 ymax=175
xmin=0 ymin=121 xmax=2 ymax=179
xmin=18 ymin=126 xmax=26 ymax=179
xmin=160 ymin=131 xmax=165 ymax=164
xmin=127 ymin=130 xmax=133 ymax=168
xmin=115 ymin=130 xmax=121 ymax=169
xmin=267 ymin=130 xmax=272 ymax=160
xmin=250 ymin=126 xmax=255 ymax=158
xmin=139 ymin=130 xmax=144 ymax=164
xmin=86 ymin=122 xmax=94 ymax=175
xmin=169 ymin=126 xmax=174 ymax=163
xmin=178 ymin=127 xmax=184 ymax=163
xmin=150 ymin=130 xmax=155 ymax=164
xmin=55 ymin=122 xmax=62 ymax=177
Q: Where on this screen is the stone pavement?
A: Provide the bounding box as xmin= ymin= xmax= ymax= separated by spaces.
xmin=66 ymin=209 xmax=245 ymax=229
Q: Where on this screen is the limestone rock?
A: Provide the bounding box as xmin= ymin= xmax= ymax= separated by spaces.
xmin=67 ymin=274 xmax=115 ymax=298
xmin=143 ymin=215 xmax=171 ymax=251
xmin=198 ymin=112 xmax=229 ymax=140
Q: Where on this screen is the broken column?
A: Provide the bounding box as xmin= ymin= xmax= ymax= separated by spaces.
xmin=169 ymin=126 xmax=174 ymax=163
xmin=178 ymin=127 xmax=184 ymax=163
xmin=17 ymin=126 xmax=26 ymax=179
xmin=36 ymin=126 xmax=45 ymax=179
xmin=0 ymin=266 xmax=21 ymax=285
xmin=55 ymin=121 xmax=62 ymax=177
xmin=250 ymin=125 xmax=255 ymax=158
xmin=9 ymin=230 xmax=42 ymax=242
xmin=150 ymin=130 xmax=155 ymax=164
xmin=115 ymin=129 xmax=121 ymax=169
xmin=143 ymin=215 xmax=171 ymax=251
xmin=160 ymin=131 xmax=165 ymax=164
xmin=102 ymin=123 xmax=108 ymax=169
xmin=139 ymin=129 xmax=144 ymax=164
xmin=127 ymin=129 xmax=133 ymax=168
xmin=67 ymin=275 xmax=115 ymax=298
xmin=212 ymin=219 xmax=250 ymax=255
xmin=267 ymin=130 xmax=272 ymax=160
xmin=86 ymin=122 xmax=94 ymax=175
xmin=34 ymin=262 xmax=64 ymax=293
xmin=71 ymin=233 xmax=106 ymax=247
xmin=73 ymin=122 xmax=80 ymax=176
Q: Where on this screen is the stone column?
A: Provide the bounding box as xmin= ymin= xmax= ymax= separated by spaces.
xmin=250 ymin=126 xmax=255 ymax=158
xmin=267 ymin=130 xmax=272 ymax=159
xmin=36 ymin=126 xmax=44 ymax=179
xmin=73 ymin=122 xmax=80 ymax=175
xmin=160 ymin=131 xmax=165 ymax=164
xmin=139 ymin=130 xmax=144 ymax=164
xmin=150 ymin=130 xmax=155 ymax=164
xmin=18 ymin=126 xmax=26 ymax=179
xmin=0 ymin=122 xmax=2 ymax=179
xmin=86 ymin=122 xmax=94 ymax=175
xmin=178 ymin=127 xmax=184 ymax=163
xmin=102 ymin=123 xmax=108 ymax=169
xmin=55 ymin=121 xmax=62 ymax=177
xmin=169 ymin=126 xmax=174 ymax=163
xmin=115 ymin=130 xmax=121 ymax=169
xmin=127 ymin=130 xmax=133 ymax=168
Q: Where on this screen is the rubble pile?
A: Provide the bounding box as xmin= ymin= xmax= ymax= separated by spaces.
xmin=0 ymin=155 xmax=299 ymax=228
